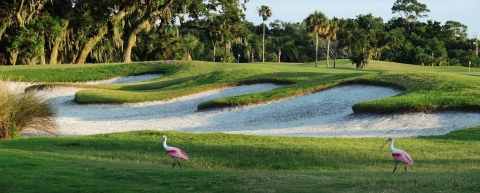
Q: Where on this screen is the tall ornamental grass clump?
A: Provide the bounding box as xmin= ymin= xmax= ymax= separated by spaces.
xmin=0 ymin=79 xmax=57 ymax=139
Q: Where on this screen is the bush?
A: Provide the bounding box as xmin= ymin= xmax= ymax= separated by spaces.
xmin=0 ymin=79 xmax=57 ymax=139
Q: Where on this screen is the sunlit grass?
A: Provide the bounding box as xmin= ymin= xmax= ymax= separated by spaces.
xmin=1 ymin=128 xmax=480 ymax=192
xmin=1 ymin=60 xmax=480 ymax=192
xmin=352 ymin=71 xmax=480 ymax=113
xmin=3 ymin=60 xmax=479 ymax=114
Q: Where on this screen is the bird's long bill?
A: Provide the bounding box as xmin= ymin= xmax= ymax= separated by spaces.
xmin=380 ymin=139 xmax=389 ymax=149
xmin=153 ymin=137 xmax=162 ymax=147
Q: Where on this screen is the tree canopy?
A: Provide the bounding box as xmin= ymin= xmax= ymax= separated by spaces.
xmin=305 ymin=10 xmax=330 ymax=67
xmin=0 ymin=0 xmax=477 ymax=68
xmin=257 ymin=5 xmax=272 ymax=62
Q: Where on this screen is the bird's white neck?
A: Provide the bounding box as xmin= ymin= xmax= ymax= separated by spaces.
xmin=163 ymin=137 xmax=169 ymax=149
xmin=389 ymin=138 xmax=396 ymax=152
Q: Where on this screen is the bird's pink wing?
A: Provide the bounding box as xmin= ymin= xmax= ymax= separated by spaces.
xmin=392 ymin=151 xmax=414 ymax=165
xmin=166 ymin=147 xmax=189 ymax=160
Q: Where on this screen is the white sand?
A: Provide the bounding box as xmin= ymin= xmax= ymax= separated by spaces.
xmin=6 ymin=74 xmax=480 ymax=138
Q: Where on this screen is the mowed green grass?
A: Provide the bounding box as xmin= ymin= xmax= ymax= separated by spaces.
xmin=1 ymin=60 xmax=480 ymax=192
xmin=1 ymin=129 xmax=480 ymax=192
xmin=2 ymin=60 xmax=479 ymax=113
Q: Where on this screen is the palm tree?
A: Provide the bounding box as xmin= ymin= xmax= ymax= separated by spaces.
xmin=305 ymin=10 xmax=330 ymax=67
xmin=257 ymin=5 xmax=272 ymax=62
xmin=274 ymin=36 xmax=297 ymax=63
xmin=181 ymin=34 xmax=199 ymax=61
xmin=325 ymin=19 xmax=338 ymax=68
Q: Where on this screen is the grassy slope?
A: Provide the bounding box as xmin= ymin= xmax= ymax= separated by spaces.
xmin=2 ymin=60 xmax=479 ymax=113
xmin=1 ymin=129 xmax=480 ymax=192
xmin=1 ymin=60 xmax=480 ymax=192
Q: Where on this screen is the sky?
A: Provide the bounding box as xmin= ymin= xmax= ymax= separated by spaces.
xmin=244 ymin=0 xmax=479 ymax=39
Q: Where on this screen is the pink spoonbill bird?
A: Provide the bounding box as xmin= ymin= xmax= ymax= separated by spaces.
xmin=380 ymin=137 xmax=414 ymax=173
xmin=154 ymin=135 xmax=189 ymax=168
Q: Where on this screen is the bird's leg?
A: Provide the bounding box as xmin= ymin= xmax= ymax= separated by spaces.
xmin=177 ymin=160 xmax=182 ymax=169
xmin=392 ymin=162 xmax=398 ymax=173
xmin=172 ymin=159 xmax=177 ymax=168
xmin=404 ymin=163 xmax=407 ymax=173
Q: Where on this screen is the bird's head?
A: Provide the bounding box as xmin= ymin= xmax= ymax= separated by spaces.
xmin=153 ymin=135 xmax=167 ymax=147
xmin=380 ymin=137 xmax=394 ymax=149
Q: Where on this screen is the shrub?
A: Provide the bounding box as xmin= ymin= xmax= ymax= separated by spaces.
xmin=0 ymin=78 xmax=57 ymax=139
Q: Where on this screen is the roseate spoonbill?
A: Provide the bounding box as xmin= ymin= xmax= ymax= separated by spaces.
xmin=154 ymin=135 xmax=189 ymax=168
xmin=380 ymin=137 xmax=414 ymax=173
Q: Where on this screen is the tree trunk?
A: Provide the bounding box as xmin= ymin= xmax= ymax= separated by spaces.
xmin=70 ymin=51 xmax=77 ymax=64
xmin=76 ymin=26 xmax=108 ymax=64
xmin=213 ymin=42 xmax=217 ymax=62
xmin=39 ymin=56 xmax=46 ymax=65
xmin=0 ymin=53 xmax=6 ymax=64
xmin=251 ymin=49 xmax=255 ymax=62
xmin=431 ymin=52 xmax=434 ymax=66
xmin=123 ymin=35 xmax=136 ymax=63
xmin=15 ymin=0 xmax=25 ymax=28
xmin=326 ymin=39 xmax=330 ymax=68
xmin=223 ymin=43 xmax=228 ymax=63
xmin=333 ymin=47 xmax=337 ymax=68
xmin=9 ymin=51 xmax=18 ymax=65
xmin=49 ymin=20 xmax=68 ymax=64
xmin=278 ymin=48 xmax=281 ymax=63
xmin=49 ymin=39 xmax=60 ymax=64
xmin=121 ymin=0 xmax=172 ymax=63
xmin=315 ymin=33 xmax=319 ymax=67
xmin=50 ymin=42 xmax=60 ymax=64
xmin=123 ymin=21 xmax=149 ymax=63
xmin=76 ymin=49 xmax=90 ymax=64
xmin=262 ymin=21 xmax=265 ymax=62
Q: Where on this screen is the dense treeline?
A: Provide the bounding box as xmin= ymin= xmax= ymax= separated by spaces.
xmin=0 ymin=0 xmax=478 ymax=67
xmin=0 ymin=0 xmax=249 ymax=65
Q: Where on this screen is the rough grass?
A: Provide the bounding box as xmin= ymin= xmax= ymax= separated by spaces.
xmin=0 ymin=79 xmax=57 ymax=139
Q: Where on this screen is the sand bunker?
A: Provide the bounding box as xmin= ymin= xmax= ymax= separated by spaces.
xmin=6 ymin=74 xmax=479 ymax=138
